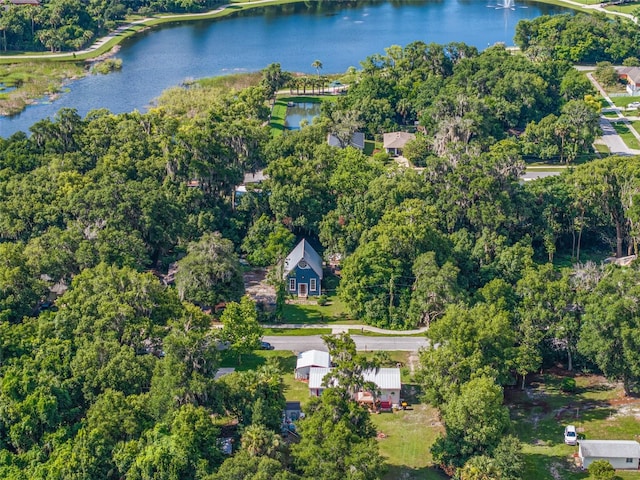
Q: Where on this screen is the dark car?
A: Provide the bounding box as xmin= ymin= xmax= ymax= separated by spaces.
xmin=260 ymin=341 xmax=274 ymax=350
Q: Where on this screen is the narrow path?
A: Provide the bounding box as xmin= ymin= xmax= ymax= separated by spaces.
xmin=556 ymin=0 xmax=637 ymax=22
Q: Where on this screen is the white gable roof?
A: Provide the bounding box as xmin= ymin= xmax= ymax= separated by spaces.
xmin=309 ymin=367 xmax=333 ymax=389
xmin=362 ymin=368 xmax=402 ymax=390
xmin=296 ymin=350 xmax=331 ymax=370
xmin=283 ymin=239 xmax=323 ymax=279
xmin=307 ymin=367 xmax=401 ymax=390
xmin=580 ymin=440 xmax=640 ymax=458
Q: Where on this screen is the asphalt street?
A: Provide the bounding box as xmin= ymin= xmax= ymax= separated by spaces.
xmin=263 ymin=335 xmax=430 ymax=352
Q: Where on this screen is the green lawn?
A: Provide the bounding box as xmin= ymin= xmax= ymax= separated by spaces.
xmin=281 ymin=297 xmax=355 ymax=324
xmin=603 ymin=110 xmax=620 ymax=119
xmin=604 ymin=1 xmax=640 ymax=14
xmin=373 ymin=403 xmax=447 ymax=480
xmin=511 ymin=373 xmax=640 ymax=479
xmin=612 ymin=122 xmax=640 ymax=150
xmin=263 ymin=327 xmax=333 ymax=336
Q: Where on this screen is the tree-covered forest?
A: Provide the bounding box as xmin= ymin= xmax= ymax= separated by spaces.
xmin=2 ymin=12 xmax=640 ymax=478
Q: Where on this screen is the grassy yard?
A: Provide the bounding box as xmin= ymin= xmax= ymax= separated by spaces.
xmin=263 ymin=327 xmax=333 ymax=336
xmin=612 ymin=122 xmax=640 ymax=150
xmin=603 ymin=110 xmax=620 ymax=119
xmin=373 ymin=402 xmax=447 ymax=480
xmin=604 ymin=1 xmax=640 ymax=14
xmin=510 ymin=372 xmax=640 ymax=479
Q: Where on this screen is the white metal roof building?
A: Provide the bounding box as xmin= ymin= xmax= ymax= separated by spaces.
xmin=295 ymin=350 xmax=331 ymax=380
xmin=308 ymin=367 xmax=333 ymax=391
xmin=307 ymin=367 xmax=402 ymax=404
xmin=579 ymin=440 xmax=640 ymax=470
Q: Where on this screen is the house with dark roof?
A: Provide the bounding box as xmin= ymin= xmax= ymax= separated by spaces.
xmin=383 ymin=131 xmax=415 ymax=156
xmin=327 ymin=132 xmax=365 ymax=150
xmin=578 ymin=440 xmax=640 ymax=470
xmin=283 ymin=239 xmax=323 ymax=297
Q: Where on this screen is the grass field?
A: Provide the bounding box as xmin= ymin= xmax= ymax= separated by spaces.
xmin=263 ymin=327 xmax=333 ymax=336
xmin=511 ymin=373 xmax=640 ymax=479
xmin=612 ymin=122 xmax=640 ymax=149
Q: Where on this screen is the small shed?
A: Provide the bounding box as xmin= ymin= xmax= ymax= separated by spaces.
xmin=383 ymin=131 xmax=415 ymax=156
xmin=579 ymin=440 xmax=640 ymax=470
xmin=283 ymin=239 xmax=323 ymax=297
xmin=295 ymin=350 xmax=331 ymax=380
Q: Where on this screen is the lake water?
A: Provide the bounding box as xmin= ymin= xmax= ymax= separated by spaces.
xmin=285 ymin=102 xmax=323 ymax=130
xmin=0 ymin=0 xmax=570 ymax=137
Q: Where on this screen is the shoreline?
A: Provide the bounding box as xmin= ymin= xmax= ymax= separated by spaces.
xmin=0 ymin=0 xmax=631 ymax=119
xmin=0 ymin=0 xmax=630 ymax=65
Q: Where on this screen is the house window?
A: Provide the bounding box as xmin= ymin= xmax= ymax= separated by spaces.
xmin=626 ymin=458 xmax=634 ymax=463
xmin=310 ymin=278 xmax=317 ymax=292
xmin=289 ymin=278 xmax=296 ymax=291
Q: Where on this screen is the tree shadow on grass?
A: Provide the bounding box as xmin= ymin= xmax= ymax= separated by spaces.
xmin=521 ymin=452 xmax=587 ymax=480
xmin=383 ymin=465 xmax=448 ymax=480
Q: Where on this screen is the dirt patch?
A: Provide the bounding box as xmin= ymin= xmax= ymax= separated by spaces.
xmin=243 ymin=268 xmax=276 ymax=307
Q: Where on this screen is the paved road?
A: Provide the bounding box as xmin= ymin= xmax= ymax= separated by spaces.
xmin=263 ymin=335 xmax=430 ymax=352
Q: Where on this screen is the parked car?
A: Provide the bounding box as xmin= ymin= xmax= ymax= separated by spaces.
xmin=564 ymin=425 xmax=577 ymax=445
xmin=260 ymin=341 xmax=274 ymax=350
xmin=628 ymin=102 xmax=640 ymax=109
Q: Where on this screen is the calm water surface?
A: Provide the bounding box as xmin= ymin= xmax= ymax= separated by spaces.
xmin=0 ymin=0 xmax=570 ymax=136
xmin=285 ymin=102 xmax=323 ymax=130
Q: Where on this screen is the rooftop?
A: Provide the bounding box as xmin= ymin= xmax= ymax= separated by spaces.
xmin=383 ymin=131 xmax=415 ymax=149
xmin=579 ymin=440 xmax=640 ymax=458
xmin=283 ymin=239 xmax=323 ymax=279
xmin=296 ymin=349 xmax=331 ymax=369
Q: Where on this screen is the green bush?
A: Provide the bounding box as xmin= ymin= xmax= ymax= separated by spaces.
xmin=588 ymin=459 xmax=615 ymax=480
xmin=561 ymin=377 xmax=577 ymax=393
xmin=317 ymin=295 xmax=328 ymax=306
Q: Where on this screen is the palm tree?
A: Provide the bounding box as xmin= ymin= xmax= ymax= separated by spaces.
xmin=312 ymin=59 xmax=323 ymax=77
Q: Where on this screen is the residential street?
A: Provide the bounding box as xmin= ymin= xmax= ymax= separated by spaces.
xmin=263 ymin=335 xmax=430 ymax=352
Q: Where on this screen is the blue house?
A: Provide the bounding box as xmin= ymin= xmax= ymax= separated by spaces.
xmin=283 ymin=239 xmax=323 ymax=297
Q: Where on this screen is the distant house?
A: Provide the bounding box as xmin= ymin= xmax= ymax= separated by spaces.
xmin=383 ymin=132 xmax=416 ymax=156
xmin=283 ymin=239 xmax=323 ymax=297
xmin=578 ymin=440 xmax=640 ymax=470
xmin=327 ymin=132 xmax=365 ymax=150
xmin=617 ymin=67 xmax=640 ymax=96
xmin=307 ymin=366 xmax=402 ymax=406
xmin=295 ymin=350 xmax=331 ymax=380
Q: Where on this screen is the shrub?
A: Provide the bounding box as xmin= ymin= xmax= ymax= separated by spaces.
xmin=317 ymin=295 xmax=328 ymax=306
xmin=588 ymin=459 xmax=615 ymax=480
xmin=561 ymin=377 xmax=577 ymax=393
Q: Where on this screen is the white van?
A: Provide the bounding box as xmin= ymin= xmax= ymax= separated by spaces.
xmin=564 ymin=425 xmax=577 ymax=445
